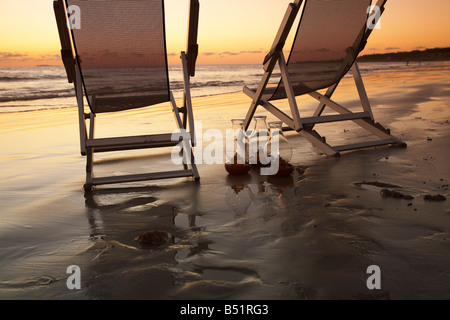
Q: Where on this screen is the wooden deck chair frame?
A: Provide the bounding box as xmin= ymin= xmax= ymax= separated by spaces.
xmin=243 ymin=0 xmax=406 ymax=156
xmin=54 ymin=0 xmax=200 ymax=190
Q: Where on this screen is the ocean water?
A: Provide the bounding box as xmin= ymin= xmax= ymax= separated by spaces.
xmin=0 ymin=61 xmax=439 ymax=113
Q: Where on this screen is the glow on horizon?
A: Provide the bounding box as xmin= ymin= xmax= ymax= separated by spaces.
xmin=0 ymin=0 xmax=449 ymax=67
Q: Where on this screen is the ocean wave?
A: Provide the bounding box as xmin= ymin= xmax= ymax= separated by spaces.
xmin=2 ymin=62 xmax=446 ymax=113
xmin=193 ymin=80 xmax=245 ymax=88
xmin=0 ymin=75 xmax=67 ymax=82
xmin=0 ymin=91 xmax=74 ymax=103
xmin=0 ymin=105 xmax=76 ymax=114
xmin=250 ymin=72 xmax=280 ymax=78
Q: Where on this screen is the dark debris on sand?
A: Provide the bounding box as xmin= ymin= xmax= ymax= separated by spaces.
xmin=135 ymin=230 xmax=172 ymax=246
xmin=380 ymin=189 xmax=414 ymax=200
xmin=423 ymin=194 xmax=447 ymax=201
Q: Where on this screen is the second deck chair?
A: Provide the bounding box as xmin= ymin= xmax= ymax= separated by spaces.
xmin=54 ymin=0 xmax=200 ymax=190
xmin=243 ymin=0 xmax=406 ymax=156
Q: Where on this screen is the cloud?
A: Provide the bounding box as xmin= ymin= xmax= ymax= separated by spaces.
xmin=97 ymin=50 xmax=119 ymax=57
xmin=0 ymin=52 xmax=36 ymax=64
xmin=239 ymin=50 xmax=263 ymax=54
xmin=199 ymin=51 xmax=264 ymax=58
xmin=219 ymin=52 xmax=239 ymax=56
xmin=40 ymin=54 xmax=60 ymax=59
xmin=33 ymin=54 xmax=62 ymax=62
xmin=385 ymin=47 xmax=400 ymax=51
xmin=220 ymin=51 xmax=264 ymax=56
xmin=0 ymin=52 xmax=29 ymax=59
xmin=0 ymin=52 xmax=64 ymax=66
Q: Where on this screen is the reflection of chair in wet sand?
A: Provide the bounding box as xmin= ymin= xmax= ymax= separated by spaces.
xmin=243 ymin=0 xmax=406 ymax=156
xmin=84 ymin=185 xmax=200 ymax=243
xmin=54 ymin=0 xmax=200 ymax=190
xmin=83 ymin=185 xmax=212 ymax=299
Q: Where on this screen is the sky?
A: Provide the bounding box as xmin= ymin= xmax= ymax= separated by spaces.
xmin=0 ymin=0 xmax=449 ymax=66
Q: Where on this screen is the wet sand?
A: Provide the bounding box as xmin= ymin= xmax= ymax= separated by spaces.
xmin=0 ymin=63 xmax=449 ymax=300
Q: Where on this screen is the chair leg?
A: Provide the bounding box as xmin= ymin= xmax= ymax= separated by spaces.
xmin=299 ymin=130 xmax=340 ymax=156
xmin=84 ymin=147 xmax=94 ymax=191
xmin=312 ymin=82 xmax=339 ymax=119
xmin=243 ymin=63 xmax=277 ymax=131
xmin=84 ymin=113 xmax=96 ymax=190
xmin=170 ymin=91 xmax=200 ymax=181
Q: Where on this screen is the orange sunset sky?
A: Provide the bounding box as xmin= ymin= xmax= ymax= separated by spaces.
xmin=0 ymin=0 xmax=449 ymax=66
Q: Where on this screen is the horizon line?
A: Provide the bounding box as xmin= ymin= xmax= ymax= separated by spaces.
xmin=1 ymin=47 xmax=449 ymax=68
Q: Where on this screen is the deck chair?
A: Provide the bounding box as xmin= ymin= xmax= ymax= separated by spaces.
xmin=243 ymin=0 xmax=406 ymax=156
xmin=54 ymin=0 xmax=200 ymax=190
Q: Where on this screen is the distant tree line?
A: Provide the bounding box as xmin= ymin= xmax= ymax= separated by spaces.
xmin=358 ymin=47 xmax=450 ymax=62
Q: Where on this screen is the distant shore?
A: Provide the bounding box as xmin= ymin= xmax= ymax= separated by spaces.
xmin=358 ymin=47 xmax=450 ymax=63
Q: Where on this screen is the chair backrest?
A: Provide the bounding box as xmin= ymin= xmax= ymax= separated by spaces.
xmin=61 ymin=0 xmax=171 ymax=113
xmin=270 ymin=0 xmax=372 ymax=101
xmin=54 ymin=0 xmax=76 ymax=84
